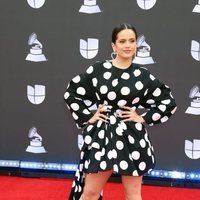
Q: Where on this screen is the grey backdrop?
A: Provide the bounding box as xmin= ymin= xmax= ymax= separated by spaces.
xmin=0 ymin=1 xmax=199 ymax=172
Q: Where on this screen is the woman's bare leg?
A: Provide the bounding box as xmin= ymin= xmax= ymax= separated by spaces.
xmin=80 ymin=170 xmax=113 ymax=200
xmin=121 ymin=175 xmax=143 ymax=200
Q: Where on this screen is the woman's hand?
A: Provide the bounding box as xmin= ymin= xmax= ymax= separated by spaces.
xmin=120 ymin=106 xmax=145 ymax=124
xmin=88 ymin=104 xmax=108 ymax=124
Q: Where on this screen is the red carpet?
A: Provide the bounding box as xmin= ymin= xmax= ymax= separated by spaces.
xmin=0 ymin=175 xmax=200 ymax=200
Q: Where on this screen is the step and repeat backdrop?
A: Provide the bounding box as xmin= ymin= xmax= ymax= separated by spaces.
xmin=0 ymin=0 xmax=200 ymax=175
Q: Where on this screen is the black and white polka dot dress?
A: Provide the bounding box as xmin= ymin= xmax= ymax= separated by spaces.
xmin=64 ymin=60 xmax=177 ymax=200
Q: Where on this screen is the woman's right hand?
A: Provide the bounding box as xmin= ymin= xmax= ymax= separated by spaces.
xmin=88 ymin=104 xmax=108 ymax=124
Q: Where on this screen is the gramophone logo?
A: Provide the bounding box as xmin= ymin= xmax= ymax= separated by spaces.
xmin=26 ymin=127 xmax=47 ymax=153
xmin=133 ymin=34 xmax=155 ymax=65
xmin=191 ymin=40 xmax=200 ymax=61
xmin=80 ymin=38 xmax=99 ymax=59
xmin=136 ymin=0 xmax=157 ymax=10
xmin=26 ymin=32 xmax=47 ymax=62
xmin=185 ymin=139 xmax=200 ymax=159
xmin=185 ymin=85 xmax=200 ymax=115
xmin=192 ymin=0 xmax=200 ymax=13
xmin=27 ymin=85 xmax=46 ymax=105
xmin=79 ymin=0 xmax=102 ymax=14
xmin=27 ymin=0 xmax=46 ymax=9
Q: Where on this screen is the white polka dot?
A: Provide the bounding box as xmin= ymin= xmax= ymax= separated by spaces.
xmin=128 ymin=135 xmax=135 ymax=144
xmin=83 ymin=109 xmax=90 ymax=114
xmin=86 ymin=66 xmax=94 ymax=74
xmin=107 ymin=150 xmax=113 ymax=159
xmin=144 ymin=89 xmax=148 ymax=96
xmin=139 ymin=162 xmax=146 ymax=171
xmin=116 ymin=141 xmax=124 ymax=150
xmin=161 ymin=99 xmax=171 ymax=105
xmin=84 ymin=135 xmax=92 ymax=144
xmin=139 ymin=139 xmax=146 ymax=148
xmin=152 ymin=113 xmax=161 ymax=121
xmin=112 ymin=79 xmax=118 ymax=87
xmin=110 ymin=115 xmax=116 ymax=124
xmin=84 ymin=160 xmax=90 ymax=169
xmin=120 ymin=161 xmax=128 ymax=170
xmin=132 ymin=151 xmax=140 ymax=160
xmin=121 ymin=72 xmax=130 ymax=79
xmin=87 ymin=125 xmax=93 ymax=132
xmin=103 ymin=62 xmax=112 ymax=69
xmin=97 ymin=120 xmax=102 ymax=127
xmin=133 ymin=69 xmax=141 ymax=77
xmin=135 ymin=123 xmax=142 ymax=131
xmin=95 ymin=151 xmax=102 ymax=161
xmin=158 ymin=105 xmax=166 ymax=112
xmin=83 ymin=100 xmax=92 ymax=106
xmin=132 ymin=97 xmax=140 ymax=104
xmin=100 ymin=85 xmax=108 ymax=94
xmin=121 ymin=87 xmax=130 ymax=95
xmin=71 ymin=103 xmax=79 ymax=111
xmin=161 ymin=116 xmax=169 ymax=123
xmin=107 ymin=91 xmax=116 ymax=100
xmin=146 ymin=99 xmax=155 ymax=104
xmin=72 ymin=75 xmax=81 ymax=83
xmin=132 ymin=170 xmax=139 ymax=176
xmin=103 ymin=72 xmax=112 ymax=79
xmin=77 ymin=87 xmax=86 ymax=95
xmin=98 ymin=130 xmax=105 ymax=139
xmin=152 ymin=155 xmax=155 ymax=163
xmin=147 ymin=148 xmax=152 ymax=156
xmin=135 ymin=81 xmax=143 ymax=90
xmin=64 ymin=92 xmax=69 ymax=99
xmin=112 ymin=149 xmax=117 ymax=159
xmin=113 ymin=165 xmax=119 ymax=173
xmin=117 ymin=100 xmax=127 ymax=107
xmin=95 ymin=92 xmax=100 ymax=100
xmin=116 ymin=127 xmax=123 ymax=136
xmin=72 ymin=112 xmax=78 ymax=120
xmin=100 ymin=161 xmax=107 ymax=170
xmin=150 ymin=74 xmax=155 ymax=80
xmin=92 ymin=78 xmax=98 ymax=87
xmin=92 ymin=142 xmax=100 ymax=149
xmin=144 ymin=133 xmax=149 ymax=142
xmin=153 ymin=88 xmax=161 ymax=97
xmin=105 ymin=137 xmax=109 ymax=145
xmin=101 ymin=148 xmax=105 ymax=156
xmin=78 ymin=186 xmax=82 ymax=192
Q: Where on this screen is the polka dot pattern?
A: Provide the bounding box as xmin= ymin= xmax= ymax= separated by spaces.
xmin=64 ymin=61 xmax=177 ymax=197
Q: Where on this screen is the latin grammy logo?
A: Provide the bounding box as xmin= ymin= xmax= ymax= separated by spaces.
xmin=79 ymin=0 xmax=102 ymax=14
xmin=185 ymin=85 xmax=200 ymax=115
xmin=25 ymin=32 xmax=47 ymax=62
xmin=26 ymin=127 xmax=47 ymax=154
xmin=133 ymin=34 xmax=155 ymax=65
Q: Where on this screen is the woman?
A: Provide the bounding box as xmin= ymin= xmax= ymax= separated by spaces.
xmin=64 ymin=23 xmax=177 ymax=200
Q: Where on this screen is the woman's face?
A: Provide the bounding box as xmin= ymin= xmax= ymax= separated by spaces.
xmin=112 ymin=29 xmax=137 ymax=60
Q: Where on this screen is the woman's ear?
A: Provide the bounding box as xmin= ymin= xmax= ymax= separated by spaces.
xmin=111 ymin=42 xmax=115 ymax=52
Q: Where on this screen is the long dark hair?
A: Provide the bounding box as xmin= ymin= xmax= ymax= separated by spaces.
xmin=112 ymin=23 xmax=137 ymax=44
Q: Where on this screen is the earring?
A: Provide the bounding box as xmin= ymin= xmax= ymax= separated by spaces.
xmin=111 ymin=51 xmax=117 ymax=60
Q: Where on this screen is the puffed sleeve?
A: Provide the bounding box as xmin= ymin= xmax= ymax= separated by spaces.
xmin=64 ymin=65 xmax=97 ymax=128
xmin=140 ymin=68 xmax=177 ymax=126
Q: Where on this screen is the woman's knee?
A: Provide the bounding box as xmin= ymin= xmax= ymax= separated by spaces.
xmin=81 ymin=187 xmax=100 ymax=200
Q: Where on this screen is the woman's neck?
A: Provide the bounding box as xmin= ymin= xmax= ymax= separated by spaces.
xmin=112 ymin=57 xmax=132 ymax=69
